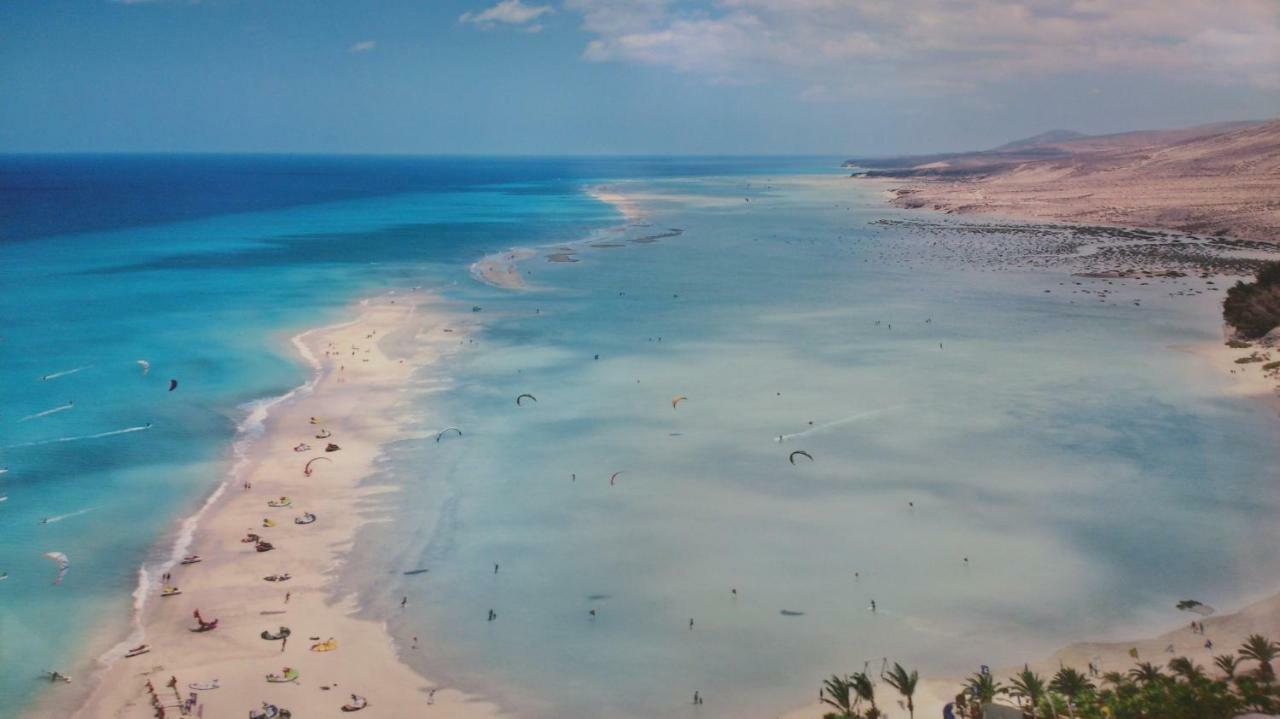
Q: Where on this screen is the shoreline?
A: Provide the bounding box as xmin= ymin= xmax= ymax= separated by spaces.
xmin=469 ymin=182 xmax=689 ymax=292
xmin=57 ymin=289 xmax=505 ymax=719
xmin=778 ymin=186 xmax=1280 ymax=719
xmin=36 ymin=175 xmax=1280 ymax=719
xmin=872 ymin=177 xmax=1280 ymax=247
xmin=780 ymin=330 xmax=1280 ymax=719
xmin=469 ymin=183 xmax=647 ymax=292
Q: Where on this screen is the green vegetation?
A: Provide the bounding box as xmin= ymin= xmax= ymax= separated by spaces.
xmin=883 ymin=663 xmax=919 ymax=719
xmin=821 ymin=634 xmax=1280 ymax=719
xmin=1223 ymin=261 xmax=1280 ymax=339
xmin=1235 ymin=355 xmax=1265 ymax=364
xmin=1225 ymin=339 xmax=1253 ymax=349
xmin=1263 ymin=360 xmax=1280 ymax=371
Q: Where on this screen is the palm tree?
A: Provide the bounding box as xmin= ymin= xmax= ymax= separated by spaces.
xmin=850 ymin=672 xmax=879 ymax=718
xmin=1167 ymin=656 xmax=1206 ymax=682
xmin=1008 ymin=667 xmax=1047 ymax=718
xmin=1100 ymin=670 xmax=1126 ymax=687
xmin=820 ymin=674 xmax=855 ymax=717
xmin=1214 ymin=653 xmax=1242 ymax=679
xmin=965 ymin=671 xmax=1005 ymax=706
xmin=1126 ymin=661 xmax=1164 ymax=686
xmin=883 ymin=663 xmax=919 ymax=719
xmin=1049 ymin=667 xmax=1094 ymax=719
xmin=1239 ymin=634 xmax=1280 ymax=681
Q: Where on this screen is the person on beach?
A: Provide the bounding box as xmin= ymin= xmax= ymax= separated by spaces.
xmin=401 ymin=596 xmax=407 ymax=608
xmin=689 ymin=618 xmax=694 ymax=630
xmin=412 ymin=636 xmax=418 ymax=649
xmin=494 ymin=563 xmax=500 ymax=574
xmin=285 ymin=592 xmax=291 ymax=604
xmin=870 ymin=600 xmax=877 ymax=612
xmin=428 ymin=688 xmax=436 ymax=705
xmin=281 ymin=635 xmax=288 ymax=652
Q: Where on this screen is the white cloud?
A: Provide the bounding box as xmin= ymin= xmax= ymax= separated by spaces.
xmin=564 ymin=0 xmax=1280 ymax=94
xmin=349 ymin=40 xmax=377 ymax=53
xmin=460 ymin=0 xmax=554 ymax=29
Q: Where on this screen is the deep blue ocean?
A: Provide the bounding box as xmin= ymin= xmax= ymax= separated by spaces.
xmin=3 ymin=156 xmax=1279 ymax=719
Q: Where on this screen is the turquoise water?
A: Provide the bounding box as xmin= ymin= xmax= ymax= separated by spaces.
xmin=358 ymin=176 xmax=1280 ymax=718
xmin=2 ymin=160 xmax=1278 ymax=719
xmin=2 ymin=156 xmax=824 ymax=716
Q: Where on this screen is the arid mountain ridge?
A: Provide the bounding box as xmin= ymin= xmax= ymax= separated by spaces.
xmin=847 ymin=119 xmax=1280 ymax=242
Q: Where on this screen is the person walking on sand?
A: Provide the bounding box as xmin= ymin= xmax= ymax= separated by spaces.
xmin=281 ymin=635 xmax=288 ymax=653
xmin=285 ymin=591 xmax=291 ymax=604
xmin=401 ymin=596 xmax=407 ymax=608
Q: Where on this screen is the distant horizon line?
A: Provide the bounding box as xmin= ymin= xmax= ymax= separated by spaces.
xmin=0 ymin=150 xmax=852 ymax=160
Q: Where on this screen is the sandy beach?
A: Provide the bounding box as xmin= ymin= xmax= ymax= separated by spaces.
xmin=782 ymin=588 xmax=1280 ymax=719
xmin=59 ymin=290 xmax=504 ymax=719
xmin=30 ymin=178 xmax=1280 ymax=719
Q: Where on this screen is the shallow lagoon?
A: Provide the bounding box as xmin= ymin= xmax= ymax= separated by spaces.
xmin=363 ymin=176 xmax=1280 ymax=719
xmin=3 ymin=160 xmax=1277 ymax=719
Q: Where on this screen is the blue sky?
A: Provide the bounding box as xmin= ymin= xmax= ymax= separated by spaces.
xmin=3 ymin=0 xmax=1278 ymax=154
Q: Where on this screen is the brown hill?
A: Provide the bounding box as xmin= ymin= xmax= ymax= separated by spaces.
xmin=869 ymin=119 xmax=1280 ymax=242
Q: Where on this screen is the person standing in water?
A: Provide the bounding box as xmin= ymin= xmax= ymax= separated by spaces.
xmin=870 ymin=600 xmax=876 ymax=612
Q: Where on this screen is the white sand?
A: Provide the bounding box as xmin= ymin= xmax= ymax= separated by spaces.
xmin=67 ymin=291 xmax=505 ymax=719
xmin=471 ymin=248 xmax=537 ymax=290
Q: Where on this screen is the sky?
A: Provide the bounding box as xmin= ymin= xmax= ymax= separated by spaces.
xmin=2 ymin=0 xmax=1279 ymax=155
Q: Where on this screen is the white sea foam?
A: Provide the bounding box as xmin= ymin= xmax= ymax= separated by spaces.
xmin=40 ymin=365 xmax=93 ymax=381
xmin=41 ymin=507 xmax=95 ymax=524
xmin=773 ymin=406 xmax=901 ymax=443
xmin=18 ymin=402 xmax=75 ymax=422
xmin=4 ymin=424 xmax=151 ymax=449
xmin=97 ymin=315 xmax=359 ymax=666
